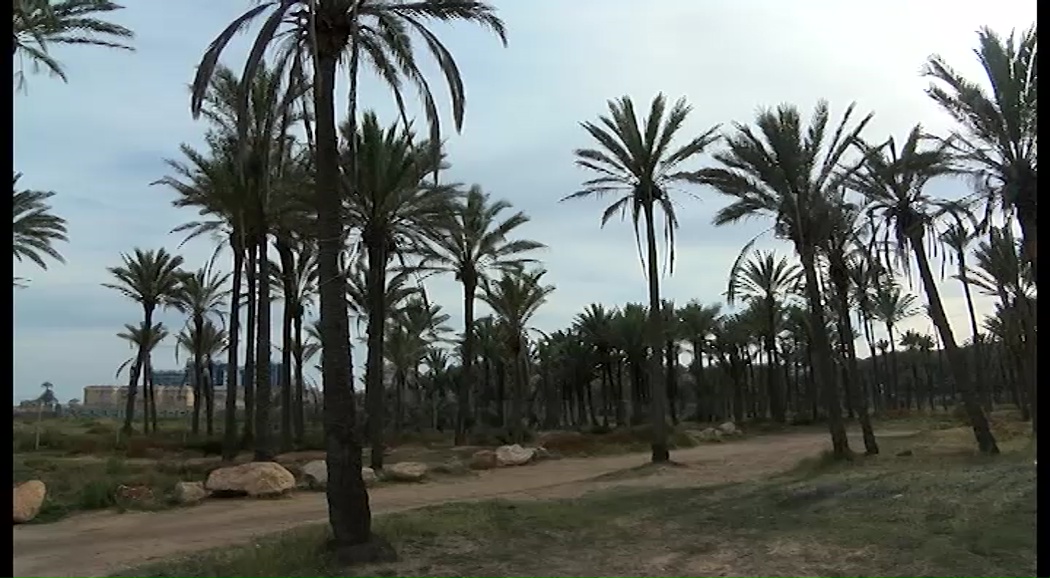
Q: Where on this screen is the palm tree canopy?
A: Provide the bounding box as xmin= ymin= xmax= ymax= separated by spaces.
xmin=564 ymin=93 xmax=720 ymax=274
xmin=13 ymin=172 xmax=68 ymax=270
xmin=176 ymin=264 xmax=232 ymax=322
xmin=13 ymin=0 xmax=134 ymax=88
xmin=872 ymin=283 xmax=921 ymax=327
xmin=418 ymin=184 xmax=544 ymax=285
xmin=697 ymin=100 xmax=873 ymax=253
xmin=480 ymin=267 xmax=555 ymax=337
xmin=923 ymin=25 xmax=1037 ymax=220
xmin=115 ymin=321 xmax=170 ymax=378
xmin=726 ymin=249 xmax=801 ymax=307
xmin=102 ymin=248 xmax=186 ymax=313
xmin=189 ymin=0 xmax=506 ymax=150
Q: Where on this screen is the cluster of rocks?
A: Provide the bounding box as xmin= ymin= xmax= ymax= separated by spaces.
xmin=692 ymin=421 xmax=744 ymax=443
xmin=14 ymin=443 xmax=555 ymax=523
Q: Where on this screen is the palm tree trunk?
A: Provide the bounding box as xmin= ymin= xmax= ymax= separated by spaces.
xmin=456 ymin=275 xmax=477 ymax=445
xmin=641 ymin=201 xmax=670 ymax=463
xmin=278 ymin=239 xmax=295 ymax=453
xmin=798 ymin=248 xmax=850 ymax=458
xmin=192 ymin=315 xmax=204 ymax=435
xmin=830 ymin=263 xmax=877 ymax=454
xmin=364 ymin=233 xmax=389 ymax=471
xmin=205 ymin=360 xmax=215 ymax=436
xmin=243 ymin=243 xmax=258 ymax=449
xmin=1016 ymin=204 xmax=1037 ymax=290
xmin=314 ymin=43 xmax=371 ymax=552
xmin=141 ymin=359 xmax=150 ymax=435
xmin=149 ymin=364 xmax=159 ymax=433
xmin=223 ymin=240 xmax=243 ymax=461
xmin=887 ymin=324 xmax=900 ymax=409
xmin=908 ymin=234 xmax=998 ymax=454
xmin=293 ymin=305 xmax=305 ymax=444
xmin=123 ymin=308 xmax=154 ymax=435
xmin=254 ymin=234 xmax=274 ymax=462
xmin=957 ymin=259 xmax=990 ymax=410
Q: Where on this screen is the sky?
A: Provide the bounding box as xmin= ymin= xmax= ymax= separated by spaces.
xmin=12 ymin=0 xmax=1036 ymax=404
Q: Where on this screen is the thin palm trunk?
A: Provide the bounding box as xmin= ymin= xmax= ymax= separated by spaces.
xmin=293 ymin=306 xmax=305 ymax=444
xmin=223 ymin=242 xmax=243 ymax=461
xmin=830 ymin=263 xmax=877 ymax=453
xmin=254 ymin=234 xmax=274 ymax=461
xmin=123 ymin=306 xmax=154 ymax=435
xmin=364 ymin=236 xmax=389 ymax=470
xmin=641 ymin=202 xmax=670 ymax=463
xmin=205 ymin=360 xmax=215 ymax=435
xmin=278 ymin=240 xmax=295 ymax=452
xmin=957 ymin=257 xmax=990 ymax=410
xmin=908 ymin=234 xmax=998 ymax=454
xmin=243 ymin=244 xmax=257 ymax=449
xmin=192 ymin=315 xmax=204 ymax=435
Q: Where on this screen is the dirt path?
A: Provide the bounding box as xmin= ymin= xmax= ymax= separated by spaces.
xmin=13 ymin=429 xmax=910 ymax=577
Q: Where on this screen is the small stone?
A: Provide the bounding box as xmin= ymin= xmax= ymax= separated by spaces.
xmin=495 ymin=444 xmax=535 ymax=466
xmin=470 ymin=450 xmax=498 ymax=470
xmin=174 ymin=481 xmax=207 ymax=505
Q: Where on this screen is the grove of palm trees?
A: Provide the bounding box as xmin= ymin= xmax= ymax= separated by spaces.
xmin=13 ymin=1 xmax=1036 ymax=575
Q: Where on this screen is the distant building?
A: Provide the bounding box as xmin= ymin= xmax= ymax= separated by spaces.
xmin=80 ymin=383 xmax=195 ymax=417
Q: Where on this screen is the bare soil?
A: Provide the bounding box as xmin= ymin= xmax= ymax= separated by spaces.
xmin=14 ymin=429 xmax=913 ymax=578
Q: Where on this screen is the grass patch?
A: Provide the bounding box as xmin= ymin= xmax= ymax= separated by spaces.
xmin=13 ymin=454 xmax=212 ymax=522
xmin=115 ymin=444 xmax=1035 ymax=577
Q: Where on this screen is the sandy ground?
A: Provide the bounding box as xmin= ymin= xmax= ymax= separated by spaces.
xmin=13 ymin=429 xmax=908 ymax=577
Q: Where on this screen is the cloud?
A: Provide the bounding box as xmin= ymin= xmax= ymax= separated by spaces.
xmin=12 ymin=0 xmax=1035 ymax=403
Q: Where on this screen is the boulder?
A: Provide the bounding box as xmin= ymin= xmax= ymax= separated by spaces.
xmin=13 ymin=480 xmax=46 ymax=524
xmin=470 ymin=450 xmax=498 ymax=470
xmin=717 ymin=421 xmax=741 ymax=436
xmin=301 ymin=461 xmax=378 ymax=489
xmin=174 ymin=481 xmax=207 ymax=505
xmin=205 ymin=462 xmax=296 ymax=497
xmin=697 ymin=427 xmax=723 ymax=442
xmin=361 ymin=467 xmax=378 ymax=486
xmin=385 ymin=462 xmax=428 ymax=482
xmin=301 ymin=460 xmax=328 ymax=489
xmin=495 ymin=444 xmax=535 ymax=467
xmin=116 ymin=484 xmax=155 ymax=503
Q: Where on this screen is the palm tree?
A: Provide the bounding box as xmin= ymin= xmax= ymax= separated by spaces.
xmin=726 ymin=249 xmax=800 ymax=423
xmin=923 ymin=25 xmax=1037 ymax=286
xmin=871 ymin=282 xmax=919 ymax=410
xmin=191 ymin=2 xmax=506 ymax=556
xmin=13 ymin=173 xmax=68 ymax=282
xmin=480 ymin=267 xmax=555 ymax=443
xmin=176 ymin=320 xmax=230 ymax=436
xmin=13 ymin=0 xmax=134 ymax=89
xmin=696 ymin=100 xmax=872 ymax=459
xmin=851 ymin=125 xmax=999 ymax=454
xmin=575 ymin=303 xmax=620 ymax=427
xmin=940 ymin=217 xmax=990 ymax=408
xmin=115 ymin=321 xmax=170 ymax=434
xmin=564 ymin=94 xmax=720 ymax=463
xmin=678 ymin=301 xmax=721 ymax=423
xmin=174 ymin=264 xmax=232 ymax=436
xmin=103 ymin=248 xmax=185 ymax=434
xmin=418 ymin=185 xmax=544 ymax=444
xmin=341 ymin=112 xmax=457 ymax=470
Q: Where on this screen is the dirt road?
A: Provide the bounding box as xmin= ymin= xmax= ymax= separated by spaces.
xmin=13 ymin=430 xmax=906 ymax=577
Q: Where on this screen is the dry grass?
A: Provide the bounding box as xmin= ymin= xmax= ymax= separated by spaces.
xmin=114 ymin=426 xmax=1036 ymax=578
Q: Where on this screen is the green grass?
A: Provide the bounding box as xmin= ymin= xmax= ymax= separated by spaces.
xmin=13 ymin=454 xmax=212 ymax=522
xmin=113 ymin=442 xmax=1036 ymax=577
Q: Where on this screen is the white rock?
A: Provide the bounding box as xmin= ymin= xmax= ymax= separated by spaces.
xmin=717 ymin=421 xmax=741 ymax=436
xmin=495 ymin=444 xmax=536 ymax=467
xmin=361 ymin=467 xmax=378 ymax=486
xmin=301 ymin=460 xmax=328 ymax=489
xmin=385 ymin=462 xmax=427 ymax=482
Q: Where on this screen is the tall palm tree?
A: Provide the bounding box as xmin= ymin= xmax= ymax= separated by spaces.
xmin=12 ymin=0 xmax=134 ymax=89
xmin=696 ymin=100 xmax=872 ymax=459
xmin=575 ymin=303 xmax=619 ymax=426
xmin=175 ymin=264 xmax=232 ymax=436
xmin=191 ymin=1 xmax=506 ymax=556
xmin=851 ymin=125 xmax=999 ymax=454
xmin=175 ymin=319 xmax=230 ymax=436
xmin=480 ymin=267 xmax=555 ymax=443
xmin=418 ymin=185 xmax=544 ymax=443
xmin=13 ymin=173 xmax=68 ymax=283
xmin=103 ymin=248 xmax=185 ymax=434
xmin=341 ymin=112 xmax=456 ymax=470
xmin=564 ymin=94 xmax=720 ymax=463
xmin=726 ymin=249 xmax=800 ymax=423
xmin=923 ymin=25 xmax=1038 ymax=286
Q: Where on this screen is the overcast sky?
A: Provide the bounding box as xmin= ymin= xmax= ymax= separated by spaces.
xmin=13 ymin=0 xmax=1036 ymax=403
